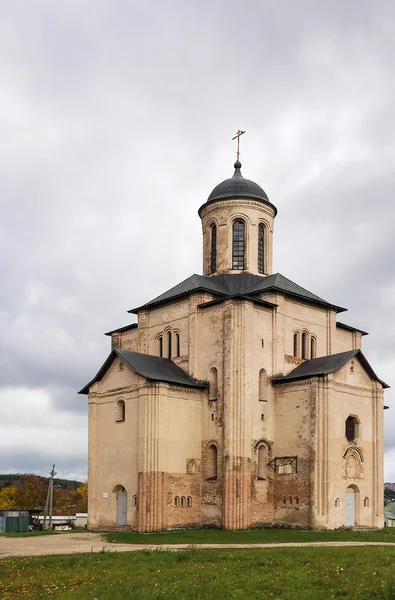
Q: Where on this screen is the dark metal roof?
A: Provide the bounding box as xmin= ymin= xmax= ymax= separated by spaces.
xmin=129 ymin=272 xmax=346 ymax=314
xmin=273 ymin=349 xmax=389 ymax=388
xmin=104 ymin=323 xmax=138 ymax=336
xmin=336 ymin=322 xmax=368 ymax=336
xmin=78 ymin=349 xmax=207 ymax=394
xmin=198 ymin=294 xmax=277 ymax=310
xmin=198 ymin=161 xmax=278 ymax=217
xmin=129 ymin=274 xmax=227 ymax=313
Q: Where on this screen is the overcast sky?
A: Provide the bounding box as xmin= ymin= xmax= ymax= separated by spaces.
xmin=1 ymin=0 xmax=395 ymax=483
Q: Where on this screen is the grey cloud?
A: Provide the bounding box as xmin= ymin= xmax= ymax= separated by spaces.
xmin=1 ymin=0 xmax=395 ymax=478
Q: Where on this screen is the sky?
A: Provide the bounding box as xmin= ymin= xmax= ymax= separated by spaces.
xmin=1 ymin=0 xmax=395 ymax=483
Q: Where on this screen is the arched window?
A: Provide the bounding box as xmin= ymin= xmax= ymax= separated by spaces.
xmin=207 ymin=444 xmax=218 ymax=480
xmin=181 ymin=496 xmax=186 ymax=507
xmin=302 ymin=332 xmax=308 ymax=359
xmin=283 ymin=496 xmax=286 ymax=505
xmin=289 ymin=497 xmax=293 ymax=505
xmin=116 ymin=399 xmax=125 ymax=422
xmin=210 ymin=224 xmax=217 ymax=274
xmin=132 ymin=495 xmax=137 ymax=507
xmin=335 ymin=498 xmax=340 ymax=508
xmin=175 ymin=332 xmax=180 ymax=357
xmin=232 ymin=220 xmax=245 ymax=270
xmin=259 ymin=369 xmax=267 ymax=401
xmin=158 ymin=335 xmax=163 ymax=357
xmin=167 ymin=331 xmax=172 ymax=359
xmin=295 ymin=497 xmax=299 ymax=506
xmin=174 ymin=496 xmax=179 ymax=507
xmin=364 ymin=497 xmax=369 ymax=508
xmin=209 ymin=367 xmax=218 ymax=401
xmin=187 ymin=496 xmax=192 ymax=507
xmin=258 ymin=223 xmax=265 ymax=274
xmin=293 ymin=332 xmax=299 ymax=357
xmin=257 ymin=444 xmax=267 ymax=480
xmin=310 ymin=337 xmax=316 ymax=359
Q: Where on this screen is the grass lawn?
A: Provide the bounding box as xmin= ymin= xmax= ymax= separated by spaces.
xmin=0 ymin=530 xmax=59 ymax=538
xmin=104 ymin=526 xmax=395 ymax=545
xmin=1 ymin=547 xmax=395 ymax=599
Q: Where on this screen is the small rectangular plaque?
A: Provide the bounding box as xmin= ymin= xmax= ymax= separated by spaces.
xmin=102 ymin=493 xmax=108 ymax=499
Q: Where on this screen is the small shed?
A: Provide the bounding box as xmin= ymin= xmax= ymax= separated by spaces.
xmin=0 ymin=510 xmax=29 ymax=533
xmin=384 ymin=502 xmax=395 ymax=527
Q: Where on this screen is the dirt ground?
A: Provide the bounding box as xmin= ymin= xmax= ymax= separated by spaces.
xmin=2 ymin=532 xmax=395 ymax=559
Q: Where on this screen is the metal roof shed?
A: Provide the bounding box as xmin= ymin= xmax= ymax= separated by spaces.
xmin=0 ymin=510 xmax=29 ymax=533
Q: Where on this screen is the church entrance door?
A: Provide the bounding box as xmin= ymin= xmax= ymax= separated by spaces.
xmin=117 ymin=490 xmax=128 ymax=526
xmin=344 ymin=490 xmax=355 ymax=527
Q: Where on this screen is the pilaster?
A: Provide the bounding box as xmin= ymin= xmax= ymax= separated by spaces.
xmin=223 ymin=299 xmax=251 ymax=529
xmin=137 ymin=384 xmax=167 ymax=532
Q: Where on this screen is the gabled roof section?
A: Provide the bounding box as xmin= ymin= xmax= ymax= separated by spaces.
xmin=247 ymin=273 xmax=346 ymax=312
xmin=129 ymin=272 xmax=346 ymax=313
xmin=336 ymin=322 xmax=368 ymax=336
xmin=105 ymin=323 xmax=138 ymax=336
xmin=78 ymin=349 xmax=207 ymax=394
xmin=129 ymin=274 xmax=227 ymax=313
xmin=273 ymin=349 xmax=389 ymax=388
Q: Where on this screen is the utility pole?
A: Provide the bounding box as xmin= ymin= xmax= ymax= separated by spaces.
xmin=42 ymin=465 xmax=56 ymax=531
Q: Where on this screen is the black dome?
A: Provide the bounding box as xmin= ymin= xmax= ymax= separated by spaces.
xmin=208 ymin=161 xmax=269 ymax=203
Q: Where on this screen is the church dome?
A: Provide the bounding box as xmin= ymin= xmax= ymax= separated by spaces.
xmin=199 ymin=161 xmax=277 ymax=216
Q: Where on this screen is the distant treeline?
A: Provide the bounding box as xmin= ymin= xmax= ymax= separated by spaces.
xmin=0 ymin=474 xmax=87 ymax=513
xmin=0 ymin=473 xmax=83 ymax=490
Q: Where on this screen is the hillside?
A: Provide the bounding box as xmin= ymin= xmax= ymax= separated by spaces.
xmin=0 ymin=473 xmax=87 ymax=513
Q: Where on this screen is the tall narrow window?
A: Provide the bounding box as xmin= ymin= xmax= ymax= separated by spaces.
xmin=210 ymin=224 xmax=217 ymax=274
xmin=259 ymin=369 xmax=267 ymax=401
xmin=293 ymin=332 xmax=299 ymax=357
xmin=258 ymin=224 xmax=265 ymax=274
xmin=207 ymin=444 xmax=218 ymax=480
xmin=345 ymin=416 xmax=359 ymax=442
xmin=257 ymin=444 xmax=267 ymax=480
xmin=209 ymin=367 xmax=218 ymax=401
xmin=302 ymin=332 xmax=308 ymax=359
xmin=175 ymin=333 xmax=180 ymax=357
xmin=167 ymin=331 xmax=172 ymax=359
xmin=232 ymin=220 xmax=245 ymax=270
xmin=158 ymin=335 xmax=163 ymax=357
xmin=310 ymin=337 xmax=316 ymax=359
xmin=116 ymin=399 xmax=125 ymax=422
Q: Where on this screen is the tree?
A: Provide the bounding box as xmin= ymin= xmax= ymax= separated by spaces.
xmin=75 ymin=482 xmax=88 ymax=513
xmin=13 ymin=475 xmax=47 ymax=510
xmin=0 ymin=485 xmax=17 ymax=510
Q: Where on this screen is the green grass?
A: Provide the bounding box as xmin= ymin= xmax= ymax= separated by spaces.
xmin=104 ymin=526 xmax=395 ymax=545
xmin=0 ymin=530 xmax=59 ymax=537
xmin=1 ymin=547 xmax=395 ymax=599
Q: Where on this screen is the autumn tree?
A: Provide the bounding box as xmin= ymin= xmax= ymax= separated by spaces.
xmin=0 ymin=484 xmax=17 ymax=510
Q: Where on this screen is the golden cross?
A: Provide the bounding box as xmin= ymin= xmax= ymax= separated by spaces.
xmin=232 ymin=129 xmax=245 ymax=162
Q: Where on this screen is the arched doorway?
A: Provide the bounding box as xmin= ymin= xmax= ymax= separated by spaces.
xmin=113 ymin=485 xmax=127 ymax=526
xmin=344 ymin=485 xmax=359 ymax=527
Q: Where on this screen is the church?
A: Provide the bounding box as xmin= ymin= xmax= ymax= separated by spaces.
xmin=80 ymin=142 xmax=388 ymax=531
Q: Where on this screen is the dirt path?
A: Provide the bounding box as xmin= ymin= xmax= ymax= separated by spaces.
xmin=2 ymin=533 xmax=395 ymax=559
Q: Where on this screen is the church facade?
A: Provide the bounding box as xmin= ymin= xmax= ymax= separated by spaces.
xmin=80 ymin=159 xmax=387 ymax=531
